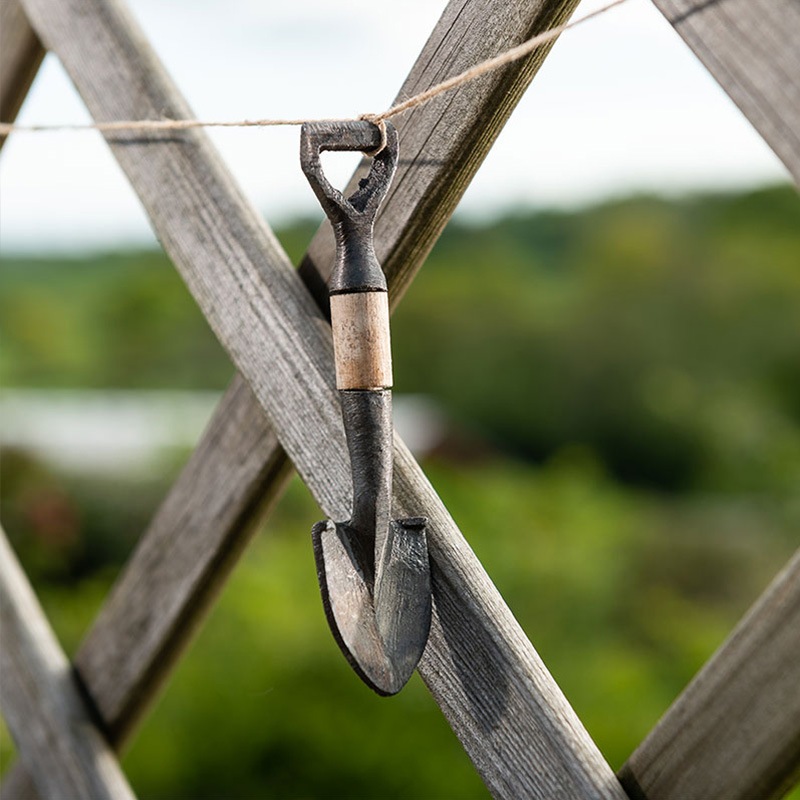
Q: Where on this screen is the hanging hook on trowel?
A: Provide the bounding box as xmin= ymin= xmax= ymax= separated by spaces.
xmin=300 ymin=119 xmax=432 ymax=696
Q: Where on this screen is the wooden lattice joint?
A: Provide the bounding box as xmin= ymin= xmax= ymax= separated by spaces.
xmin=1 ymin=0 xmax=799 ymax=798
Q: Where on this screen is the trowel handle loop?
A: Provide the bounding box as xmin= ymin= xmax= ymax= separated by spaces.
xmin=299 ymin=120 xmax=398 ymax=227
xmin=300 ymin=120 xmax=398 ymax=294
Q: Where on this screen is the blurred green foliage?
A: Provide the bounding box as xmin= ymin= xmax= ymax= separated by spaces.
xmin=392 ymin=187 xmax=800 ymax=497
xmin=1 ymin=185 xmax=799 ymax=798
xmin=3 ymin=186 xmax=799 ymax=498
xmin=0 ymin=250 xmax=234 ymax=390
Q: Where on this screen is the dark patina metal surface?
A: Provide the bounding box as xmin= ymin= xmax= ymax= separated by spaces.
xmin=301 ymin=120 xmax=432 ymax=695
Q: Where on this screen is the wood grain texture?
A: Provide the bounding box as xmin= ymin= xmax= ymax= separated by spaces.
xmin=330 ymin=291 xmax=392 ymax=389
xmin=619 ymin=548 xmax=800 ymax=800
xmin=0 ymin=0 xmax=45 ymax=150
xmin=0 ymin=527 xmax=136 ymax=800
xmin=651 ymin=0 xmax=800 ymax=186
xmin=4 ymin=0 xmax=627 ymax=797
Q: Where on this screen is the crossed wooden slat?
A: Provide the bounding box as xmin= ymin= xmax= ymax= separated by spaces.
xmin=0 ymin=525 xmax=136 ymax=800
xmin=0 ymin=0 xmax=798 ymax=798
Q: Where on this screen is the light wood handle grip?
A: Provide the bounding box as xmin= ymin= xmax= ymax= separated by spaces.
xmin=330 ymin=291 xmax=392 ymax=390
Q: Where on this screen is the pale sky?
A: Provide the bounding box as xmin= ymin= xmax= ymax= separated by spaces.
xmin=0 ymin=0 xmax=790 ymax=252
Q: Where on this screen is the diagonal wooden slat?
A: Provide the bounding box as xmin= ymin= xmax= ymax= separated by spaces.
xmin=619 ymin=547 xmax=800 ymax=800
xmin=0 ymin=0 xmax=44 ymax=151
xmin=651 ymin=0 xmax=800 ymax=186
xmin=3 ymin=1 xmax=796 ymax=800
xmin=1 ymin=14 xmax=59 ymax=800
xmin=82 ymin=376 xmax=293 ymax=744
xmin=0 ymin=526 xmax=136 ymax=800
xmin=2 ymin=0 xmax=628 ymax=798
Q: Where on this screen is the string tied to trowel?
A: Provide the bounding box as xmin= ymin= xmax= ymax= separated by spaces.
xmin=300 ymin=119 xmax=432 ymax=696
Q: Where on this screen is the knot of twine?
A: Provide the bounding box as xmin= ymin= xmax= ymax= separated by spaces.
xmin=359 ymin=116 xmax=388 ymax=156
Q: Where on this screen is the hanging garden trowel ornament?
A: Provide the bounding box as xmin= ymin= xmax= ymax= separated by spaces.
xmin=300 ymin=120 xmax=431 ymax=696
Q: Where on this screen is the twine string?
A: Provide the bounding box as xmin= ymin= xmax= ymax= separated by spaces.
xmin=0 ymin=0 xmax=629 ymax=138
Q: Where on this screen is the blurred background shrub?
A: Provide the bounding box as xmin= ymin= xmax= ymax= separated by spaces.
xmin=1 ymin=185 xmax=798 ymax=798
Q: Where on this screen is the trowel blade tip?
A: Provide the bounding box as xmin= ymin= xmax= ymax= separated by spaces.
xmin=311 ymin=518 xmax=431 ymax=696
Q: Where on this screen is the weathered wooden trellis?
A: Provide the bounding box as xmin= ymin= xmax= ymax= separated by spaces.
xmin=1 ymin=0 xmax=799 ymax=797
